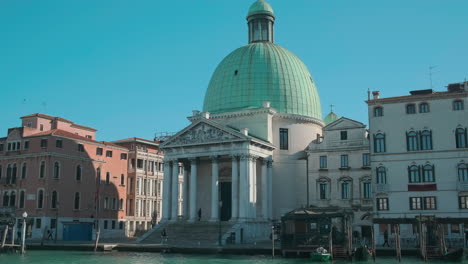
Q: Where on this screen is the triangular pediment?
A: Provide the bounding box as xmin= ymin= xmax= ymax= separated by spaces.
xmin=324 ymin=117 xmax=366 ymax=131
xmin=161 ymin=119 xmax=248 ymax=148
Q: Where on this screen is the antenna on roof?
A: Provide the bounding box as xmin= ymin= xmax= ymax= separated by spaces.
xmin=330 ymin=104 xmax=334 ymax=113
xmin=367 ymin=88 xmax=370 ymax=101
xmin=429 ymin=65 xmax=437 ymax=89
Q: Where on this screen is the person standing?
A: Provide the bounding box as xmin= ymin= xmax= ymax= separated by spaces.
xmin=197 ymin=208 xmax=202 ymax=221
xmin=160 ymin=228 xmax=167 ymax=244
xmin=382 ymin=229 xmax=390 ymax=247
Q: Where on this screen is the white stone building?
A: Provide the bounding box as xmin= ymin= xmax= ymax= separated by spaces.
xmin=306 ymin=116 xmax=373 ymax=242
xmin=367 ymin=82 xmax=468 ymax=248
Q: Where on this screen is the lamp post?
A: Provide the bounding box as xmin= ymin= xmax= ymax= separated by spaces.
xmin=21 ymin=211 xmax=27 ymax=254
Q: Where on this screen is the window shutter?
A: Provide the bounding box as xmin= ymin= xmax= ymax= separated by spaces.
xmin=419 ymin=165 xmax=423 ymax=182
xmin=432 ymin=164 xmax=435 ymax=181
xmin=373 ymin=134 xmax=376 ymax=152
xmin=406 ymin=132 xmax=409 ymax=151
xmin=407 ymin=166 xmax=411 ymax=182
xmin=383 ymin=133 xmax=386 ymax=152
xmin=430 ymin=130 xmax=433 ymax=149
xmin=465 ymin=128 xmax=468 ymax=147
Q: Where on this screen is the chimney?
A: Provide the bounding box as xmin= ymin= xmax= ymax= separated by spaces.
xmin=372 ymin=91 xmax=380 ymax=99
xmin=240 ymin=128 xmax=249 ymax=136
xmin=263 ymin=101 xmax=271 ymax=108
xmin=201 ymin=112 xmax=210 ymax=119
xmin=192 ymin=110 xmax=200 ymax=117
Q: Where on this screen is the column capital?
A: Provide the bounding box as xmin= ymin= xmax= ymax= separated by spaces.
xmin=188 ymin=157 xmax=198 ymax=164
xmin=240 ymin=154 xmax=259 ymax=161
xmin=210 ymin=155 xmax=219 ymax=162
xmin=230 ymin=154 xmax=240 ymax=160
xmin=267 ymin=159 xmax=274 ymax=168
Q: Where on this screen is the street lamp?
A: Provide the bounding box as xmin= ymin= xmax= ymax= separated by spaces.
xmin=21 ymin=211 xmax=27 ymax=254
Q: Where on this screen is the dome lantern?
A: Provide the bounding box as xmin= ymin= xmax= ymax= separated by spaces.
xmin=247 ymin=0 xmax=275 ymax=44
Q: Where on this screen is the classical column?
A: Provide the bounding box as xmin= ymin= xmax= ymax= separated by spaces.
xmin=171 ymin=160 xmax=179 ymax=220
xmin=210 ymin=156 xmax=219 ymax=221
xmin=267 ymin=159 xmax=273 ymax=219
xmin=249 ymin=156 xmax=257 ymax=219
xmin=231 ymin=155 xmax=239 ymax=220
xmin=261 ymin=159 xmax=268 ymax=219
xmin=162 ymin=160 xmax=172 ymax=220
xmin=189 ymin=158 xmax=198 ymax=222
xmin=238 ymin=155 xmax=248 ymax=220
xmin=182 ymin=164 xmax=189 ymax=218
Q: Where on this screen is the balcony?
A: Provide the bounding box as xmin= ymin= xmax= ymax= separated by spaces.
xmin=458 ymin=182 xmax=468 ymax=191
xmin=376 ymin=184 xmax=389 ymax=192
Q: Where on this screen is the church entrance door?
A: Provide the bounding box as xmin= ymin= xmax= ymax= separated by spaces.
xmin=220 ymin=182 xmax=232 ymax=221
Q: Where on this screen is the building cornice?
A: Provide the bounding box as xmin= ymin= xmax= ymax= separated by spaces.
xmin=366 ymin=91 xmax=468 ymax=105
xmin=0 ymin=152 xmax=105 ymax=163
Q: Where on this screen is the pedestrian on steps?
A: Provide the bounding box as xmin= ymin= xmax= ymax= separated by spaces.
xmin=161 ymin=228 xmax=167 ymax=244
xmin=198 ymin=208 xmax=202 ymax=221
xmin=382 ymin=229 xmax=390 ymax=247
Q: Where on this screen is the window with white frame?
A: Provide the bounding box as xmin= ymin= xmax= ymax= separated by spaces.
xmin=319 ymin=156 xmax=327 ymax=169
xmin=376 ymin=198 xmax=389 ymax=211
xmin=362 ymin=153 xmax=370 ymax=167
xmin=374 ymin=133 xmax=386 ymax=153
xmin=458 ymin=163 xmax=468 ymax=182
xmin=376 ymin=166 xmax=387 ymax=184
xmin=453 ymin=100 xmax=464 ymax=111
xmin=363 ymin=182 xmax=372 ymax=199
xmin=340 ymin=155 xmax=349 ymax=168
xmin=455 ymin=127 xmax=467 ymax=148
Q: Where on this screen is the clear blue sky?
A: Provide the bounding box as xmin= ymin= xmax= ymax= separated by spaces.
xmin=1 ymin=0 xmax=467 ymax=141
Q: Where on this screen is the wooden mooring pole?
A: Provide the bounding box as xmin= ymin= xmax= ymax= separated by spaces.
xmin=371 ymin=225 xmax=376 ymax=262
xmin=394 ymin=224 xmax=401 ymax=262
xmin=1 ymin=226 xmax=8 ymax=248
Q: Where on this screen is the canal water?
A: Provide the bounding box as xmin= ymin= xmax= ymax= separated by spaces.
xmin=0 ymin=250 xmax=460 ymax=264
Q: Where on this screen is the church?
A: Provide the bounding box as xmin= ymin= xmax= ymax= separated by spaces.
xmin=150 ymin=0 xmax=359 ymax=243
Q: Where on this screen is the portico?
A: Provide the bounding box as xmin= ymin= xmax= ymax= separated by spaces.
xmin=160 ymin=117 xmax=275 ymax=223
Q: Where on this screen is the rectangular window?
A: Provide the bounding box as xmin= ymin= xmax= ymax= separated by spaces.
xmin=96 ymin=147 xmax=103 ymax=155
xmin=40 ymin=139 xmax=48 ymax=148
xmin=112 ymin=220 xmax=116 ymax=229
xmin=0 ymin=144 xmax=3 ymax=151
xmin=459 ymin=196 xmax=468 ymax=209
xmin=319 ymin=183 xmax=328 ymax=200
xmin=104 ymin=220 xmax=108 ymax=229
xmin=137 ymin=159 xmax=144 ymax=169
xmin=78 ymin=144 xmax=84 ymax=152
xmin=120 ymin=153 xmax=127 ymax=160
xmin=50 ymin=219 xmax=57 ymax=229
xmin=374 ymin=134 xmax=386 ymax=153
xmin=363 ymin=182 xmax=372 ymax=199
xmin=130 ymin=159 xmax=136 ymax=169
xmin=377 ymin=198 xmax=389 ymax=211
xmin=406 ymin=104 xmax=416 ymax=114
xmin=424 ymin=196 xmax=436 ymax=210
xmin=24 ymin=141 xmax=29 ymax=150
xmin=119 ymin=221 xmax=124 ymax=230
xmin=340 ymin=155 xmax=349 ymax=168
xmin=410 ymin=197 xmax=422 ymax=210
xmin=362 ymin=153 xmax=370 ymax=167
xmin=106 ymin=150 xmax=113 ymax=157
xmin=341 ymin=182 xmax=350 ymax=199
xmin=279 ymin=128 xmax=289 ymax=150
xmin=451 ymin=224 xmax=460 ymax=234
xmin=36 ymin=218 xmax=42 ymax=229
xmin=319 ymin=156 xmax=327 ymax=169
xmin=340 ymin=131 xmax=348 ymax=140
xmin=56 ymin=139 xmax=63 ymax=148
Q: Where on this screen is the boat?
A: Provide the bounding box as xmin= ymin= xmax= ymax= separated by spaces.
xmin=354 ymin=246 xmax=371 ymax=261
xmin=310 ymin=247 xmax=331 ymax=262
xmin=441 ymin=248 xmax=464 ymax=262
xmin=310 ymin=252 xmax=331 ymax=262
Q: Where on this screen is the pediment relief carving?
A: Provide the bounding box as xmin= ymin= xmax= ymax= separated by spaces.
xmin=165 ymin=122 xmax=242 ymax=147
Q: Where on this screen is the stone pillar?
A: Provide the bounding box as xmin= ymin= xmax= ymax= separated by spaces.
xmin=182 ymin=164 xmax=189 ymax=218
xmin=210 ymin=156 xmax=219 ymax=221
xmin=189 ymin=158 xmax=198 ymax=222
xmin=231 ymin=155 xmax=239 ymax=220
xmin=162 ymin=160 xmax=172 ymax=220
xmin=239 ymin=155 xmax=248 ymax=220
xmin=261 ymin=159 xmax=268 ymax=219
xmin=267 ymin=159 xmax=273 ymax=219
xmin=249 ymin=156 xmax=257 ymax=219
xmin=171 ymin=160 xmax=179 ymax=220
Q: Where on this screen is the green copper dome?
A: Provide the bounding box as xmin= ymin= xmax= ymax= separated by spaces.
xmin=248 ymin=0 xmax=274 ymax=17
xmin=324 ymin=111 xmax=339 ymax=125
xmin=203 ymin=42 xmax=322 ymax=119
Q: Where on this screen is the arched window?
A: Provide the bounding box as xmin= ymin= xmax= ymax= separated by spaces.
xmin=106 ymin=172 xmax=110 ymax=184
xmin=53 ymin=162 xmax=60 ymax=179
xmin=458 ymin=163 xmax=468 ymax=182
xmin=419 ymin=103 xmax=429 ymax=113
xmin=453 ymin=100 xmax=464 ymax=111
xmin=9 ymin=191 xmax=16 ymax=207
xmin=21 ymin=163 xmax=27 ymax=179
xmin=2 ymin=192 xmax=9 ymax=207
xmin=374 ymin=133 xmax=386 ymax=153
xmin=19 ymin=190 xmax=25 ymax=208
xmin=408 ymin=165 xmax=420 ymax=183
xmin=376 ymin=167 xmax=387 ymax=184
xmin=39 ymin=161 xmax=45 ymax=178
xmin=406 ymin=131 xmax=419 ymax=151
xmin=374 ymin=107 xmax=383 ymax=117
xmin=120 ymin=174 xmax=125 ymax=185
xmin=317 ymin=178 xmax=330 ymax=200
xmin=119 ymin=199 xmax=124 ymax=210
xmin=455 ymin=128 xmax=467 ymax=148
xmin=6 ymin=164 xmax=12 ymax=184
xmin=74 ymin=192 xmax=80 ymax=210
xmin=11 ymin=164 xmax=17 ymax=184
xmin=423 ymin=164 xmax=435 ymax=182
xmin=76 ymin=165 xmax=82 ymax=181
xmin=51 ymin=191 xmax=58 ymax=209
xmin=420 ymin=130 xmax=432 ymax=150
xmin=406 ymin=104 xmax=416 ymax=114
xmin=37 ymin=189 xmax=44 ymax=209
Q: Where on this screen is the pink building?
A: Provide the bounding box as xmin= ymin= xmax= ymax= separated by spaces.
xmin=0 ymin=113 xmax=129 ymax=240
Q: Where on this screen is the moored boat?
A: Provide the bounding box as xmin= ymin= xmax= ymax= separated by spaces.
xmin=310 ymin=252 xmax=331 ymax=262
xmin=441 ymin=248 xmax=464 ymax=262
